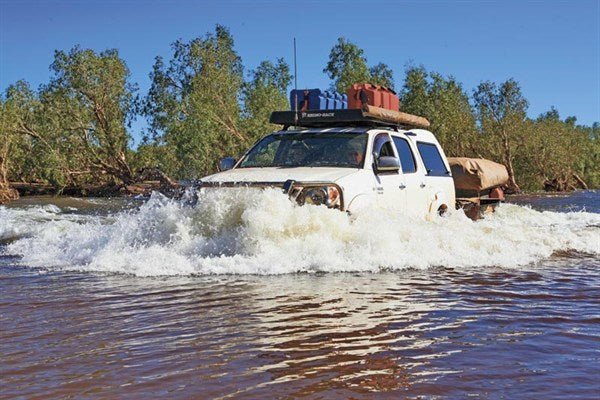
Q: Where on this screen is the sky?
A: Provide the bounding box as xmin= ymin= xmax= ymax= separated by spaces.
xmin=1 ymin=0 xmax=599 ymax=143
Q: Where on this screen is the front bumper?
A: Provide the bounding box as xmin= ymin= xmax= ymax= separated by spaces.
xmin=197 ymin=180 xmax=345 ymax=210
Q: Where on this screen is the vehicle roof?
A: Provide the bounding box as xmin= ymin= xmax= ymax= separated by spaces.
xmin=276 ymin=126 xmax=439 ymax=143
xmin=396 ymin=128 xmax=439 ymax=143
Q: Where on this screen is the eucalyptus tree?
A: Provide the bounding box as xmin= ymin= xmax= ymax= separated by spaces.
xmin=2 ymin=47 xmax=137 ymax=188
xmin=0 ymin=96 xmax=20 ymax=201
xmin=527 ymin=110 xmax=597 ymax=191
xmin=45 ymin=46 xmax=137 ymax=184
xmin=324 ymin=37 xmax=394 ymax=93
xmin=473 ymin=79 xmax=528 ymax=192
xmin=145 ymin=25 xmax=245 ymax=178
xmin=1 ymin=80 xmax=75 ymax=187
xmin=242 ymin=58 xmax=292 ymax=140
xmin=400 ymin=66 xmax=478 ymax=157
xmin=582 ymin=122 xmax=600 ymax=188
xmin=369 ymin=63 xmax=395 ymax=90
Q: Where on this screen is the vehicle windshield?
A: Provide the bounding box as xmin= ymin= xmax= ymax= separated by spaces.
xmin=238 ymin=132 xmax=368 ymax=168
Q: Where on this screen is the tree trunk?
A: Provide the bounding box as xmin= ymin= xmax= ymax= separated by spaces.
xmin=0 ymin=179 xmax=19 ymax=204
xmin=0 ymin=150 xmax=19 ymax=204
xmin=500 ymin=128 xmax=521 ymax=193
xmin=572 ymin=173 xmax=588 ymax=190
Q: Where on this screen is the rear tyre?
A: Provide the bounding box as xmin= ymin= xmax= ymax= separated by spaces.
xmin=438 ymin=204 xmax=448 ymax=216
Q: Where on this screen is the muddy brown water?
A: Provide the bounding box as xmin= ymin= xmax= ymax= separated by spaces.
xmin=1 ymin=191 xmax=599 ymax=399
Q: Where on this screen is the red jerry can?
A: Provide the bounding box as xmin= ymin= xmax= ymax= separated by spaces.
xmin=380 ymin=87 xmax=391 ymax=110
xmin=379 ymin=87 xmax=400 ymax=111
xmin=387 ymin=88 xmax=400 ymax=111
xmin=347 ymin=83 xmax=384 ymax=109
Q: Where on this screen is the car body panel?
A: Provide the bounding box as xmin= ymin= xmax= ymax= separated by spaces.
xmin=199 ymin=127 xmax=456 ymax=217
xmin=201 ymin=167 xmax=358 ymax=184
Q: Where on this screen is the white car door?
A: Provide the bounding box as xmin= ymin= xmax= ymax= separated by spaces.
xmin=392 ymin=135 xmax=429 ymax=218
xmin=371 ymin=133 xmax=406 ymax=212
xmin=415 ymin=140 xmax=453 ymax=216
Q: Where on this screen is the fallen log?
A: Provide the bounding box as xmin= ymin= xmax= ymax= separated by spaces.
xmin=9 ymin=182 xmax=54 ymax=196
xmin=572 ymin=173 xmax=588 ymax=190
xmin=136 ymin=167 xmax=179 ymax=189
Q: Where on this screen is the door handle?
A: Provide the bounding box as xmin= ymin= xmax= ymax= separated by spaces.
xmin=399 ymin=184 xmax=406 ymax=190
xmin=420 ymin=183 xmax=426 ymax=188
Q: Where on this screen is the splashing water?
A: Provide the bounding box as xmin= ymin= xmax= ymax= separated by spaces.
xmin=2 ymin=189 xmax=599 ymax=276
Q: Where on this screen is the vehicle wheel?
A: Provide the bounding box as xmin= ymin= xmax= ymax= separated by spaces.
xmin=438 ymin=204 xmax=448 ymax=216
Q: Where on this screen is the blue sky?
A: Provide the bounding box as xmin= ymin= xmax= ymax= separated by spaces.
xmin=1 ymin=0 xmax=599 ymax=142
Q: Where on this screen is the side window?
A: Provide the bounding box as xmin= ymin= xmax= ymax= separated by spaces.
xmin=373 ymin=133 xmax=395 ymax=158
xmin=392 ymin=137 xmax=417 ymax=173
xmin=416 ymin=142 xmax=449 ymax=176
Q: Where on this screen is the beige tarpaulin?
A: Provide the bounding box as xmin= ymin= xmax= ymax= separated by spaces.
xmin=448 ymin=157 xmax=509 ymax=192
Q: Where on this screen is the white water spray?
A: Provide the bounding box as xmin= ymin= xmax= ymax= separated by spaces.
xmin=2 ymin=189 xmax=599 ymax=276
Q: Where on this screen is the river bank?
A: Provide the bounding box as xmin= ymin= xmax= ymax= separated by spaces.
xmin=0 ymin=178 xmax=180 ymax=204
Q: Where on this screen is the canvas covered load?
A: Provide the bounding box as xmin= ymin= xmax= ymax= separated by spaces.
xmin=448 ymin=157 xmax=509 ymax=192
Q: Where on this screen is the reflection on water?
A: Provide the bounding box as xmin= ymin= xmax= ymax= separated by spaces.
xmin=1 ymin=262 xmax=599 ymax=399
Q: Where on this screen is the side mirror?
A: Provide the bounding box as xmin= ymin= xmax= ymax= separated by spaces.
xmin=218 ymin=157 xmax=236 ymax=171
xmin=376 ymin=156 xmax=400 ymax=173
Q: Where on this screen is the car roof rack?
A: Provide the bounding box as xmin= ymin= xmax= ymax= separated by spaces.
xmin=270 ymin=108 xmax=430 ymax=131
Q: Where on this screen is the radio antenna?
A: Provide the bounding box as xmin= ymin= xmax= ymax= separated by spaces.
xmin=293 ymin=37 xmax=298 ymax=126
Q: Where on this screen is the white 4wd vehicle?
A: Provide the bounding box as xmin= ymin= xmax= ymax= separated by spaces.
xmin=200 ymin=120 xmax=455 ymax=218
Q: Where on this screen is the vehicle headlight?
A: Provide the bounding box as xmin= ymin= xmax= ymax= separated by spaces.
xmin=296 ymin=186 xmax=340 ymax=208
xmin=304 ymin=187 xmax=328 ymax=205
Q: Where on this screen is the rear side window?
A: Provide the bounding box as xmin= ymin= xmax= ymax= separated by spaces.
xmin=416 ymin=142 xmax=448 ymax=176
xmin=392 ymin=137 xmax=417 ymax=173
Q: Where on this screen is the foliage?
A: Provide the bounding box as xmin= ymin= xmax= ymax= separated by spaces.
xmin=242 ymin=58 xmax=292 ymax=142
xmin=144 ymin=25 xmax=245 ymax=178
xmin=2 ymin=47 xmax=137 ymax=189
xmin=1 ymin=29 xmax=598 ymax=195
xmin=400 ymin=65 xmax=597 ymax=191
xmin=144 ymin=26 xmax=292 ymax=179
xmin=472 ymin=79 xmax=528 ymax=192
xmin=324 ymin=37 xmax=394 ymax=93
xmin=48 ymin=46 xmax=136 ymax=183
xmin=369 ymin=63 xmax=395 ymax=89
xmin=400 ymin=66 xmax=478 ymax=157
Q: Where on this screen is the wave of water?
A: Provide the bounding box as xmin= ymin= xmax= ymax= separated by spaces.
xmin=1 ymin=189 xmax=599 ymax=276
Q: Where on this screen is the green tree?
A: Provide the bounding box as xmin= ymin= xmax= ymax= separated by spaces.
xmin=323 ymin=37 xmax=394 ymax=93
xmin=46 ymin=46 xmax=137 ymax=183
xmin=145 ymin=25 xmax=245 ymax=178
xmin=400 ymin=66 xmax=478 ymax=157
xmin=242 ymin=58 xmax=292 ymax=141
xmin=400 ymin=66 xmax=430 ymax=115
xmin=537 ymin=106 xmax=560 ymax=122
xmin=473 ymin=79 xmax=528 ymax=192
xmin=581 ymin=123 xmax=600 ymax=187
xmin=0 ymin=95 xmax=21 ymax=201
xmin=2 ymin=80 xmax=75 ymax=187
xmin=3 ymin=47 xmax=137 ymax=188
xmin=369 ymin=63 xmax=395 ymax=89
xmin=324 ymin=38 xmax=371 ymax=93
xmin=526 ymin=111 xmax=595 ymax=191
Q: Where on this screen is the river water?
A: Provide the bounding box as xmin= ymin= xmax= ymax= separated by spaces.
xmin=1 ymin=190 xmax=599 ymax=399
